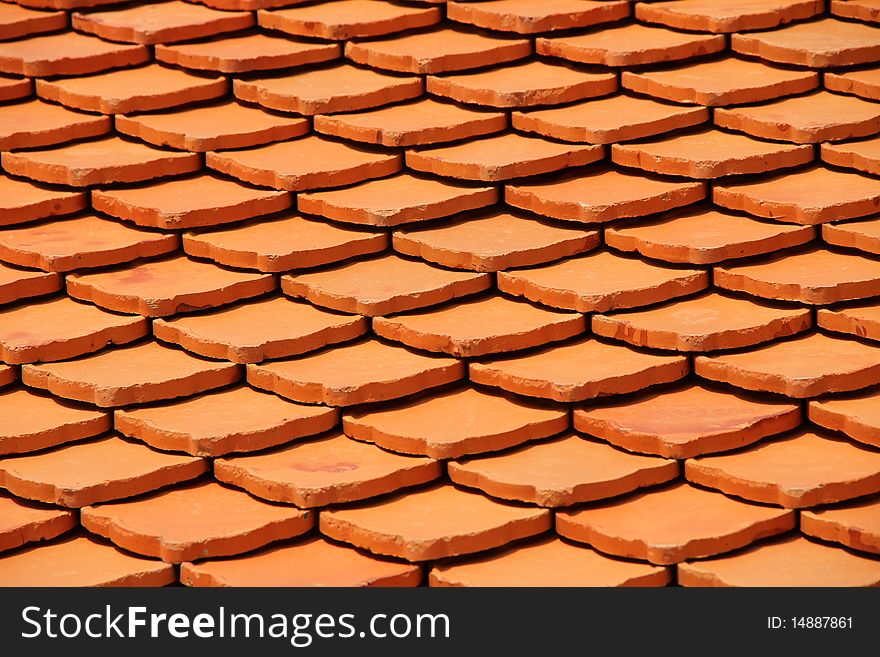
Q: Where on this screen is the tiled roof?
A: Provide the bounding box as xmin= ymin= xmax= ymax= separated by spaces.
xmin=0 ymin=0 xmax=879 ymax=588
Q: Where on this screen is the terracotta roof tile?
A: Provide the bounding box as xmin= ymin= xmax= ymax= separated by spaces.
xmin=81 ymin=481 xmax=313 ymax=562
xmin=825 ymin=67 xmax=880 ymax=101
xmin=0 ymin=3 xmax=66 ymax=41
xmin=0 ymin=175 xmax=86 ymax=226
xmin=695 ymin=332 xmax=880 ymax=397
xmin=258 ymin=1 xmax=441 ymax=40
xmin=152 ymin=296 xmax=365 ymax=363
xmin=320 ymin=483 xmax=551 ymax=561
xmin=0 ymin=435 xmax=206 ymax=507
xmin=822 ymin=138 xmax=880 ymax=177
xmin=0 ymin=263 xmax=61 ymax=305
xmin=0 ymin=535 xmax=175 ymax=587
xmin=446 ymin=0 xmax=631 ymax=33
xmin=557 ymin=482 xmax=795 ymax=565
xmin=344 ymin=28 xmax=531 ymax=74
xmin=678 ymin=535 xmax=880 ymax=587
xmin=809 ymin=389 xmax=880 ymax=449
xmin=605 ymin=207 xmax=816 ymax=265
xmin=0 ymin=31 xmax=149 ymax=77
xmin=0 ymin=492 xmax=75 ymax=553
xmin=448 ymin=434 xmax=677 ymax=507
xmin=9 ymin=0 xmax=126 ymax=9
xmin=0 ymin=99 xmax=110 ymax=150
xmin=0 ymin=387 xmax=109 ymax=455
xmin=512 ymin=94 xmax=709 ymax=144
xmin=430 ymin=536 xmax=670 ymax=587
xmin=634 ymin=0 xmax=823 ymax=33
xmin=233 ymin=64 xmax=423 ymax=115
xmin=831 ymin=0 xmax=880 ymax=22
xmin=426 ymin=60 xmax=616 ymax=108
xmin=0 ymin=364 xmax=15 ymax=387
xmin=188 ymin=0 xmax=303 ymax=9
xmin=686 ymin=431 xmax=880 ymax=507
xmin=215 ymin=432 xmax=441 ymax=507
xmin=621 ymin=57 xmax=819 ymax=106
xmin=183 ymin=213 xmax=385 ymax=271
xmin=181 ymin=536 xmax=421 ymax=587
xmin=0 ymin=296 xmax=146 ymax=363
xmin=246 ymin=338 xmax=464 ymax=406
xmin=0 ymin=76 xmax=33 ymax=101
xmin=538 ymin=23 xmax=725 ymax=67
xmin=818 ymin=302 xmax=880 ymax=342
xmin=470 ymin=335 xmax=687 ymax=402
xmin=342 ymin=385 xmax=567 ymax=459
xmin=392 ymin=211 xmax=599 ymax=272
xmin=115 ymin=384 xmax=338 ymax=457
xmin=802 ymin=496 xmax=880 ymax=554
xmin=297 ymin=173 xmax=498 ymax=227
xmin=71 ymin=1 xmax=253 ymax=45
xmin=35 ymin=64 xmax=228 ymax=114
xmin=824 ymin=214 xmax=880 ymax=252
xmin=373 ymin=294 xmax=585 ymax=357
xmin=155 ymin=32 xmax=340 ymax=73
xmin=575 ymin=383 xmax=801 ymax=459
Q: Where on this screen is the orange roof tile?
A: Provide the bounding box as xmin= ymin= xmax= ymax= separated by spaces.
xmin=802 ymin=497 xmax=880 ymax=554
xmin=809 ymin=390 xmax=880 ymax=449
xmin=817 ymin=302 xmax=880 ymax=342
xmin=634 ymin=0 xmax=823 ymax=33
xmin=0 ymin=263 xmax=61 ymax=305
xmin=0 ymin=31 xmax=149 ymax=77
xmin=446 ymin=0 xmax=630 ymax=34
xmin=0 ymin=492 xmax=75 ymax=552
xmin=0 ymin=99 xmax=110 ymax=150
xmin=0 ymin=175 xmax=87 ymax=226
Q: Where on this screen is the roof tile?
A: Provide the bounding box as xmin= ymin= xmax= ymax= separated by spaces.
xmin=0 ymin=175 xmax=86 ymax=227
xmin=808 ymin=389 xmax=880 ymax=449
xmin=817 ymin=301 xmax=880 ymax=342
xmin=0 ymin=3 xmax=66 ymax=40
xmin=0 ymin=364 xmax=15 ymax=387
xmin=831 ymin=0 xmax=880 ymax=22
xmin=634 ymin=0 xmax=823 ymax=33
xmin=0 ymin=263 xmax=61 ymax=305
xmin=825 ymin=68 xmax=880 ymax=101
xmin=802 ymin=496 xmax=880 ymax=554
xmin=0 ymin=492 xmax=75 ymax=553
xmin=446 ymin=0 xmax=630 ymax=33
xmin=0 ymin=76 xmax=32 ymax=102
xmin=824 ymin=213 xmax=880 ymax=253
xmin=821 ymin=138 xmax=880 ymax=177
xmin=0 ymin=99 xmax=110 ymax=150
xmin=0 ymin=31 xmax=149 ymax=77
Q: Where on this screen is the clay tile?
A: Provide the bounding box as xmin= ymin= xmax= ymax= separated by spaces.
xmin=832 ymin=0 xmax=880 ymax=21
xmin=714 ymin=166 xmax=880 ymax=225
xmin=447 ymin=0 xmax=630 ymax=33
xmin=427 ymin=60 xmax=617 ymax=108
xmin=818 ymin=301 xmax=880 ymax=343
xmin=0 ymin=493 xmax=75 ymax=552
xmin=592 ymin=292 xmax=812 ymax=352
xmin=81 ymin=481 xmax=313 ymax=563
xmin=0 ymin=4 xmax=66 ymax=41
xmin=714 ymin=247 xmax=880 ymax=304
xmin=694 ymin=332 xmax=880 ymax=397
xmin=258 ymin=1 xmax=441 ymax=40
xmin=189 ymin=0 xmax=307 ymax=9
xmin=0 ymin=364 xmax=14 ymax=387
xmin=621 ymin=57 xmax=818 ymax=106
xmin=246 ymin=338 xmax=464 ymax=406
xmin=686 ymin=431 xmax=880 ymax=507
xmin=469 ymin=336 xmax=688 ymax=402
xmin=0 ymin=214 xmax=177 ymax=272
xmin=0 ymin=387 xmax=109 ymax=455
xmin=36 ymin=64 xmax=227 ymax=115
xmin=612 ymin=128 xmax=813 ymax=179
xmin=22 ymin=341 xmax=239 ymax=406
xmin=0 ymin=263 xmax=60 ymax=305
xmin=298 ymin=173 xmax=498 ymax=227
xmin=498 ymin=251 xmax=708 ymax=313
xmin=282 ymin=254 xmax=490 ymax=317
xmin=0 ymin=32 xmax=148 ymax=77
xmin=635 ymin=0 xmax=823 ymax=33
xmin=715 ymin=91 xmax=880 ymax=144
xmin=0 ymin=435 xmax=206 ymax=507
xmin=822 ymin=138 xmax=880 ymax=177
xmin=320 ymin=483 xmax=551 ymax=561
xmin=314 ymin=98 xmax=506 ymax=147
xmin=802 ymin=496 xmax=880 ymax=555
xmin=430 ymin=536 xmax=670 ymax=587
xmin=153 ymin=296 xmax=366 ymax=363
xmin=1 ymin=136 xmax=200 ymax=188
xmin=115 ymin=385 xmax=338 ymax=457
xmin=809 ymin=390 xmax=880 ymax=449
xmin=506 ymin=168 xmax=706 ymax=223
xmin=825 ymin=68 xmax=880 ymax=102
xmin=406 ymin=133 xmax=603 ymax=182
xmin=0 ymin=535 xmax=175 ymax=587
xmin=0 ymin=99 xmax=110 ymax=150
xmin=512 ymin=94 xmax=709 ymax=144
xmin=393 ymin=210 xmax=599 ymax=272
xmin=732 ymin=18 xmax=880 ymax=68
xmin=605 ymin=206 xmax=816 ymax=265
xmin=556 ymin=482 xmax=795 ymax=565
xmin=181 ymin=536 xmax=421 ymax=587
xmin=374 ymin=294 xmax=585 ymax=357
xmin=0 ymin=296 xmax=147 ymax=364
xmin=825 ymin=214 xmax=880 ymax=255
xmin=0 ymin=175 xmax=86 ymax=227
xmin=538 ymin=23 xmax=724 ymax=67
xmin=449 ymin=433 xmax=677 ymax=507
xmin=344 ymin=28 xmax=531 ymax=74
xmin=183 ymin=213 xmax=386 ymax=272
xmin=215 ymin=432 xmax=441 ymax=507
xmin=67 ymin=256 xmax=275 ymax=317
xmin=575 ymin=383 xmax=801 ymax=459
xmin=678 ymin=535 xmax=880 ymax=587
xmin=206 ymin=135 xmax=401 ymax=191
xmin=342 ymin=386 xmax=567 ymax=459
xmin=155 ymin=32 xmax=340 ymax=73
xmin=233 ymin=64 xmax=423 ymax=115
xmin=0 ymin=76 xmax=32 ymax=102
xmin=72 ymin=0 xmax=253 ymax=44
xmin=91 ymin=173 xmax=291 ymax=230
